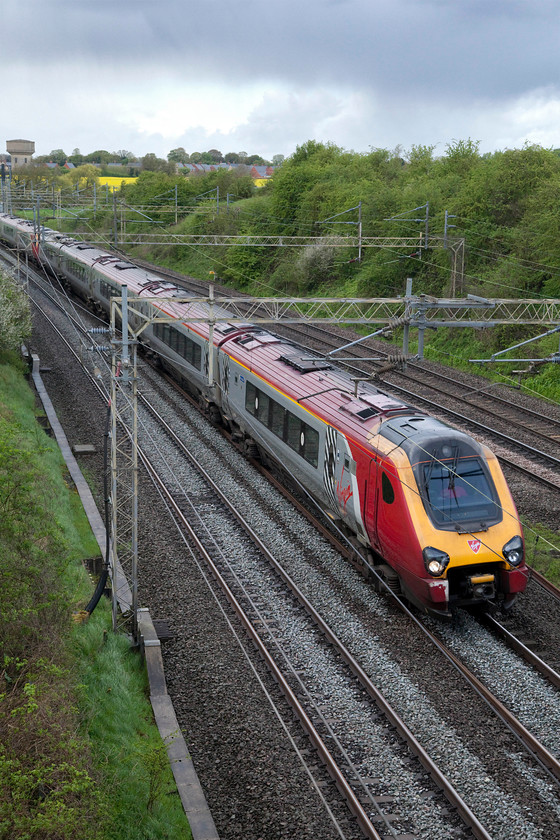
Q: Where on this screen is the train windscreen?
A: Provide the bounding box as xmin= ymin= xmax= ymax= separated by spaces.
xmin=419 ymin=456 xmax=501 ymax=530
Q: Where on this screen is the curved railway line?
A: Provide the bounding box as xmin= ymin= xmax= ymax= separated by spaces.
xmin=7 ymin=247 xmax=560 ymax=839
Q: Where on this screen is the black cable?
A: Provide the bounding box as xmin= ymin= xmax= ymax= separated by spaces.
xmin=84 ymin=399 xmax=111 ymax=614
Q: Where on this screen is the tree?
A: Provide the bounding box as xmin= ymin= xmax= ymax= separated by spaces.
xmin=405 ymin=144 xmax=436 ymax=176
xmin=207 ymin=149 xmax=223 ymax=163
xmin=141 ymin=153 xmax=168 ymax=172
xmin=58 ymin=164 xmax=100 ymax=190
xmin=225 ymin=152 xmax=240 ymax=164
xmin=48 ymin=149 xmax=67 ymax=166
xmin=272 ymin=154 xmax=285 ymax=167
xmin=167 ymin=147 xmax=189 ymax=164
xmin=167 ymin=146 xmax=189 ymax=163
xmin=442 ymin=138 xmax=481 ymax=176
xmin=190 ymin=152 xmax=203 ymax=163
xmin=0 ymin=270 xmax=31 ymax=351
xmin=84 ymin=149 xmax=113 ymax=165
xmin=114 ymin=149 xmax=135 ymax=163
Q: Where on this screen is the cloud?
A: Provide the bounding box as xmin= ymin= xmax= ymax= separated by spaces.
xmin=4 ymin=0 xmax=560 ymax=159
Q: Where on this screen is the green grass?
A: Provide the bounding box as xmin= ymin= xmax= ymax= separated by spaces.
xmin=0 ymin=352 xmax=190 ymax=840
xmin=522 ymin=520 xmax=560 ymax=585
xmin=73 ymin=602 xmax=191 ymax=840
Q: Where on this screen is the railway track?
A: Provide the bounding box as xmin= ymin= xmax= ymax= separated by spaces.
xmin=10 ymin=247 xmax=560 ymax=839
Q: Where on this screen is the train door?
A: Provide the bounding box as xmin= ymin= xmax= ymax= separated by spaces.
xmin=363 ymin=458 xmax=380 ymax=550
xmin=374 ymin=461 xmax=409 ymax=564
xmin=322 ymin=428 xmax=368 ymax=541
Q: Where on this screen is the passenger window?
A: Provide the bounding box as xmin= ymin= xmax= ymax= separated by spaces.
xmin=382 ymin=472 xmax=395 ymax=504
xmin=286 ymin=413 xmax=301 ymax=453
xmin=270 ymin=401 xmax=285 ymax=438
xmin=256 ymin=391 xmax=270 ymax=425
xmin=244 ymin=382 xmax=318 ymax=468
xmin=302 ymin=426 xmax=319 ymax=467
xmin=245 ymin=382 xmax=257 ymax=415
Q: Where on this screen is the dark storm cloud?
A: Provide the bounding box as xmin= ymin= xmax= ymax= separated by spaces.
xmin=9 ymin=0 xmax=560 ymax=103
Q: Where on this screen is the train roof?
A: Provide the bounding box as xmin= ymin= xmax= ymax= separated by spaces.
xmin=215 ymin=325 xmax=423 ymax=447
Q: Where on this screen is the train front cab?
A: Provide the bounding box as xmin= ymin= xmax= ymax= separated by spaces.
xmin=369 ymin=422 xmax=527 ymax=619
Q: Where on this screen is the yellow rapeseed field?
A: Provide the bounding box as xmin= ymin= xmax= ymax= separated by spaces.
xmin=97 ymin=176 xmax=137 ymax=191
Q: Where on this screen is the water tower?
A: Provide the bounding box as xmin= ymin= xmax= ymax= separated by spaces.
xmin=6 ymin=139 xmax=35 ymax=168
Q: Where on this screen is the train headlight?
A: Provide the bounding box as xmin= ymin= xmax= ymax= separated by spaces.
xmin=502 ymin=535 xmax=524 ymax=567
xmin=423 ymin=547 xmax=450 ymax=577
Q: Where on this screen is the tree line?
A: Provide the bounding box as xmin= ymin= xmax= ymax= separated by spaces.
xmin=30 ymin=147 xmax=285 ymax=170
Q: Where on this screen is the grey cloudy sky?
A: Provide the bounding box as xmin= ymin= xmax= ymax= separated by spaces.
xmin=4 ymin=0 xmax=560 ymax=160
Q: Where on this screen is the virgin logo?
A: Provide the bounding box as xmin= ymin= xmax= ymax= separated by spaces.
xmin=468 ymin=539 xmax=481 ymax=553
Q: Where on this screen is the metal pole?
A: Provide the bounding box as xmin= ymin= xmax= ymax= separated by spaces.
xmin=208 ymin=284 xmax=215 ymax=386
xmin=175 ymin=184 xmax=178 ymax=225
xmin=358 ymin=200 xmax=362 ymax=262
xmin=110 ymin=302 xmax=118 ymax=633
xmin=402 ymin=277 xmax=412 ymax=361
xmin=121 ymin=285 xmax=129 ymax=382
xmin=418 ymin=324 xmax=425 ymax=358
xmin=131 ymin=337 xmax=138 ymax=642
xmin=416 ymin=296 xmax=428 ymax=359
xmin=113 ymin=190 xmax=118 ymax=247
xmin=109 ymin=288 xmax=139 ymax=639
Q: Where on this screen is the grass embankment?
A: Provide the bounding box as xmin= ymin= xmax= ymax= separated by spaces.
xmin=0 ymin=354 xmax=190 ymax=840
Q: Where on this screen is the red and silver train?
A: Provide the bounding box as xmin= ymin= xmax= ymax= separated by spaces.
xmin=0 ymin=212 xmax=527 ymax=618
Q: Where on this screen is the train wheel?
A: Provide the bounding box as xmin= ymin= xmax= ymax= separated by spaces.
xmin=208 ymin=404 xmax=222 ymax=425
xmin=243 ymin=437 xmax=260 ymax=460
xmin=372 ymin=564 xmax=401 ymax=596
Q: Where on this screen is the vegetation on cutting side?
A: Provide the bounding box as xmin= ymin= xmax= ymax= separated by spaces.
xmin=21 ymin=138 xmax=560 ymax=404
xmin=0 ymin=269 xmax=190 ymax=839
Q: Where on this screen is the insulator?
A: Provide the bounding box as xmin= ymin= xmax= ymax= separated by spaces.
xmin=88 ymin=327 xmax=111 ymax=334
xmin=388 ymin=316 xmax=411 ymax=329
